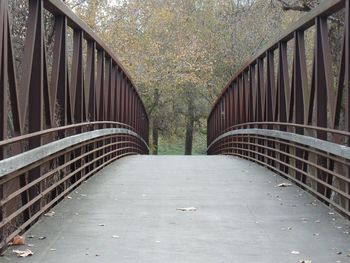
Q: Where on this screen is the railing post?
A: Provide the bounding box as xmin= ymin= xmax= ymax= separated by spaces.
xmin=315 ymin=16 xmax=332 ymax=200
xmin=345 ymin=0 xmax=350 ymax=213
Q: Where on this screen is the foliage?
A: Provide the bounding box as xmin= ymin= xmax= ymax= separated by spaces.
xmin=66 ymin=0 xmax=320 ymax=154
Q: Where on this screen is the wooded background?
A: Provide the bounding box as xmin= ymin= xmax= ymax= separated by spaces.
xmin=62 ymin=0 xmax=327 ymax=155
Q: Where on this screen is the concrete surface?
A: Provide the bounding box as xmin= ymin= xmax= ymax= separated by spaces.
xmin=3 ymin=155 xmax=350 ymax=263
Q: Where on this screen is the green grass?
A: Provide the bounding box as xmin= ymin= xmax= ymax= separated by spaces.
xmin=157 ymin=133 xmax=207 ymax=155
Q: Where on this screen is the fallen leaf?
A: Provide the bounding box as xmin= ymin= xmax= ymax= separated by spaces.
xmin=314 ymin=220 xmax=321 ymax=223
xmin=176 ymin=207 xmax=197 ymax=212
xmin=44 ymin=211 xmax=55 ymax=217
xmin=38 ymin=236 xmax=46 ymax=240
xmin=275 ymin=182 xmax=292 ymax=187
xmin=301 ymin=218 xmax=308 ymax=223
xmin=112 ymin=235 xmax=119 ymax=238
xmin=13 ymin=249 xmax=33 ymax=257
xmin=27 ymin=235 xmax=35 ymax=239
xmin=336 ymin=251 xmax=342 ymax=255
xmin=299 ymin=261 xmax=312 ymax=263
xmin=27 ymin=244 xmax=34 ymax=247
xmin=67 ymin=196 xmax=72 ymax=199
xmin=50 ymin=248 xmax=56 ymax=251
xmin=98 ymin=224 xmax=105 ymax=226
xmin=12 ymin=235 xmax=25 ymax=245
xmin=291 ymin=250 xmax=300 ymax=254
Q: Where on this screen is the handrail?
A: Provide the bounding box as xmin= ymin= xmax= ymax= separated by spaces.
xmin=0 ymin=0 xmax=149 ymax=251
xmin=44 ymin=0 xmax=147 ymax=117
xmin=0 ymin=121 xmax=138 ymax=147
xmin=208 ymin=0 xmax=344 ymax=119
xmin=207 ymin=0 xmax=350 ymax=219
xmin=222 ymin=122 xmax=350 ymax=138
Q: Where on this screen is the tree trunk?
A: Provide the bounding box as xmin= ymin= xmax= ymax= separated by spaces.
xmin=152 ymin=119 xmax=159 ymax=155
xmin=185 ymin=98 xmax=195 ymax=155
xmin=151 ymin=88 xmax=160 ymax=155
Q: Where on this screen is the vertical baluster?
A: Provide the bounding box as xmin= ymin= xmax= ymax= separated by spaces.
xmin=278 ymin=41 xmax=289 ymax=175
xmin=315 ymin=16 xmax=333 ymax=201
xmin=85 ymin=41 xmax=95 ymax=122
xmin=345 ymin=0 xmax=350 ymax=213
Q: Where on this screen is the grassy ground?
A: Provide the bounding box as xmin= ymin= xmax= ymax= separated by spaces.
xmin=157 ymin=133 xmax=207 ymax=155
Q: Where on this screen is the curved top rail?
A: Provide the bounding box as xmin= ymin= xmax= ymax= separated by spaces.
xmin=0 ymin=121 xmax=138 ymax=147
xmin=208 ymin=0 xmax=344 ymax=119
xmin=0 ymin=127 xmax=149 ymax=178
xmin=44 ymin=0 xmax=148 ymax=118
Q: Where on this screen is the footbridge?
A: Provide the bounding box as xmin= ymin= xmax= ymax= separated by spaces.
xmin=1 ymin=0 xmax=350 ymax=262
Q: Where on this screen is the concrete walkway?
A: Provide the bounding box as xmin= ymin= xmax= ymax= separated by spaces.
xmin=3 ymin=156 xmax=350 ymax=263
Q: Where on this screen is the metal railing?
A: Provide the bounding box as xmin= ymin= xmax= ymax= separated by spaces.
xmin=0 ymin=0 xmax=149 ymax=250
xmin=208 ymin=0 xmax=350 ymax=218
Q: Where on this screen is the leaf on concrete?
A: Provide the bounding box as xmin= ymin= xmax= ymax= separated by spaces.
xmin=275 ymin=182 xmax=292 ymax=187
xmin=12 ymin=235 xmax=25 ymax=246
xmin=291 ymin=250 xmax=300 ymax=254
xmin=299 ymin=260 xmax=312 ymax=263
xmin=44 ymin=211 xmax=55 ymax=217
xmin=176 ymin=207 xmax=197 ymax=212
xmin=12 ymin=249 xmax=33 ymax=257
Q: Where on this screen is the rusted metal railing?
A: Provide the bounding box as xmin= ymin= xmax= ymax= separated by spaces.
xmin=208 ymin=0 xmax=350 ymax=218
xmin=0 ymin=0 xmax=149 ymax=250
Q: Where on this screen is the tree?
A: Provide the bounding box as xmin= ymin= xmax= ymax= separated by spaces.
xmin=67 ymin=0 xmax=308 ymax=155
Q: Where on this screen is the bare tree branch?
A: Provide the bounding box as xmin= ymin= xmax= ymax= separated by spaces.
xmin=275 ymin=0 xmax=312 ymax=12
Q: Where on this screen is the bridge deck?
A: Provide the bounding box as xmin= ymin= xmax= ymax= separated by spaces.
xmin=4 ymin=156 xmax=350 ymax=262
